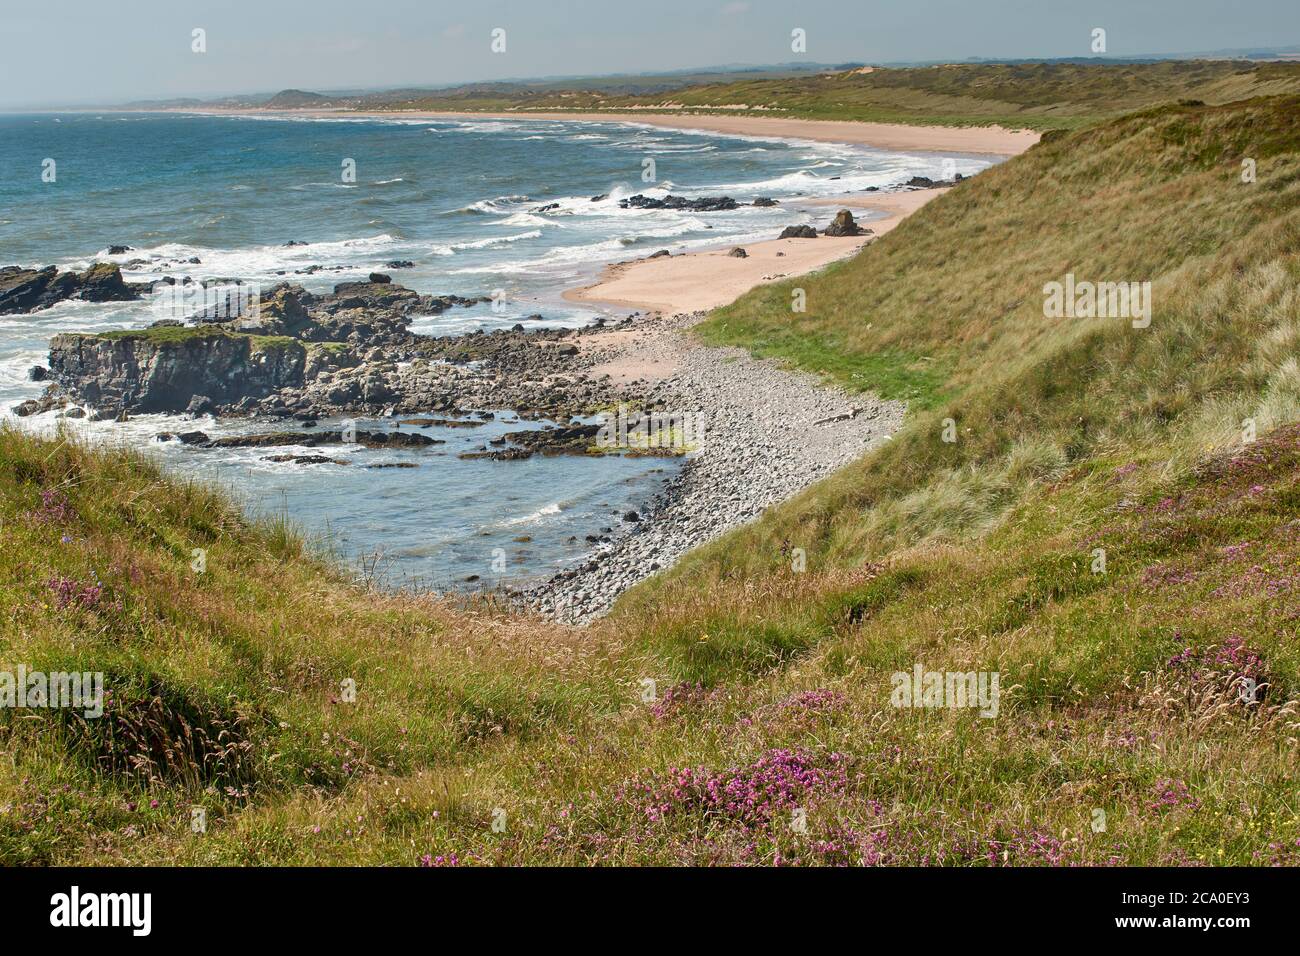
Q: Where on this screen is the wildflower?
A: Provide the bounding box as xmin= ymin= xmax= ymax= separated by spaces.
xmin=1140 ymin=563 xmax=1197 ymax=590
xmin=46 ymin=574 xmax=103 ymax=610
xmin=1149 ymin=778 xmax=1200 ymax=812
xmin=30 ymin=489 xmax=74 ymax=525
xmin=619 ymin=747 xmax=849 ymax=831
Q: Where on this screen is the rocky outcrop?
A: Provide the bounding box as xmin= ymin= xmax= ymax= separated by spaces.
xmin=0 ymin=263 xmax=146 ymax=314
xmin=618 ymin=194 xmax=739 ymax=212
xmin=822 ymin=209 xmax=867 ymax=237
xmin=197 ymin=280 xmax=487 ymax=347
xmin=157 ymin=429 xmax=441 ymax=450
xmin=906 ymin=174 xmax=965 ymax=188
xmin=47 ymin=329 xmax=308 ymax=414
xmin=459 ymin=424 xmax=603 ymax=461
xmin=778 ymin=225 xmax=818 ymax=239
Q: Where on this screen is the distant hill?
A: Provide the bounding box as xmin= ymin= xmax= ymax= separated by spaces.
xmin=241 ymin=61 xmax=1300 ymax=134
xmin=262 ymin=89 xmax=332 ymax=109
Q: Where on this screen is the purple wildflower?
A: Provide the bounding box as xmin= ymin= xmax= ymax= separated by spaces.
xmin=46 ymin=574 xmax=103 ymax=610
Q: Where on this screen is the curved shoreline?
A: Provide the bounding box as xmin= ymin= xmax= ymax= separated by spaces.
xmin=167 ymin=106 xmax=1040 ymax=157
xmin=517 ymin=310 xmax=905 ymax=623
xmin=565 ymin=187 xmax=947 ymax=315
xmin=25 ymin=108 xmax=962 ymax=623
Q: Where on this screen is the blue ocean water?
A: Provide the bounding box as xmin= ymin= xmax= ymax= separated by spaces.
xmin=0 ymin=111 xmax=992 ymax=587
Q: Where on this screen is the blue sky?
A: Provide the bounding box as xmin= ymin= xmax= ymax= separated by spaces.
xmin=2 ymin=0 xmax=1298 ymax=108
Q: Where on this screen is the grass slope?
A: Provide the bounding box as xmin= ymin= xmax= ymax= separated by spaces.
xmin=1 ymin=97 xmax=1297 ymax=866
xmin=373 ymin=61 xmax=1300 ymax=131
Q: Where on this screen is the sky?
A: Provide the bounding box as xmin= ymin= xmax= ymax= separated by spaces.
xmin=1 ymin=0 xmax=1298 ymax=108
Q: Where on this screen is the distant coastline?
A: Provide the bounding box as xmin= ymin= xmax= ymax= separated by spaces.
xmin=162 ymin=106 xmax=1042 ymax=156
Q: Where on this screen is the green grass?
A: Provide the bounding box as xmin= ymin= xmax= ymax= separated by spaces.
xmin=697 ymin=309 xmax=953 ymax=409
xmin=93 ymin=327 xmax=301 ymax=351
xmin=368 ymin=61 xmax=1300 ymax=131
xmin=2 ymin=95 xmax=1298 ymax=866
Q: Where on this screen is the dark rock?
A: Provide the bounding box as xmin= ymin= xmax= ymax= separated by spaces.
xmin=185 ymin=394 xmax=215 ymax=417
xmin=199 ymin=429 xmax=439 ymax=450
xmin=728 ymin=247 xmax=748 ymax=258
xmin=618 ymin=194 xmax=739 ymax=212
xmin=822 ymin=209 xmax=866 ymax=237
xmin=459 ymin=423 xmax=601 ymax=461
xmin=107 ymin=245 xmax=133 ymax=255
xmin=0 ymin=262 xmax=144 ymax=315
xmin=751 ymin=197 xmax=778 ymax=207
xmin=778 ymin=225 xmax=818 ymax=239
xmin=385 ymin=260 xmax=414 ymax=269
xmin=398 ymin=417 xmax=483 ymax=428
xmin=28 ymin=365 xmax=48 ymax=381
xmin=623 ymin=510 xmax=640 ymax=522
xmin=48 ymin=330 xmax=307 ymax=414
xmin=906 ymin=174 xmax=963 ymax=189
xmin=262 ymin=454 xmax=348 ymax=465
xmin=78 ymin=262 xmax=141 ymax=302
xmin=367 ymin=272 xmax=392 ymax=284
xmin=156 ymin=430 xmax=213 ymax=444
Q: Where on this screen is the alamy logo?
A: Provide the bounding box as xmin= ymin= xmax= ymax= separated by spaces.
xmin=0 ymin=666 xmax=102 ymax=718
xmin=50 ymin=886 xmax=151 ymax=936
xmin=1043 ymin=273 xmax=1151 ymax=328
xmin=595 ymin=404 xmax=705 ymax=454
xmin=153 ymin=280 xmax=261 ymax=322
xmin=891 ymin=665 xmax=1000 ymax=718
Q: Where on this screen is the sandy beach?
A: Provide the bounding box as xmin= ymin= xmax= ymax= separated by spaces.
xmin=241 ymin=107 xmax=1040 ymax=157
xmin=565 ymin=187 xmax=947 ymax=315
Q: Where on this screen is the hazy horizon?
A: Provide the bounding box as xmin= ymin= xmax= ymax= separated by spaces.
xmin=3 ymin=0 xmax=1299 ymax=110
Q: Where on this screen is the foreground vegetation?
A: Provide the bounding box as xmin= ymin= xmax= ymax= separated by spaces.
xmin=367 ymin=60 xmax=1300 ymax=131
xmin=1 ymin=95 xmax=1297 ymax=866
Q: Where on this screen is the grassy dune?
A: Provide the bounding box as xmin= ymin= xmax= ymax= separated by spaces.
xmin=2 ymin=96 xmax=1298 ymax=866
xmin=374 ymin=61 xmax=1300 ymax=130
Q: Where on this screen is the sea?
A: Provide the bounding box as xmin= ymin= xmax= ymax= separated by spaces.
xmin=0 ymin=111 xmax=994 ymax=588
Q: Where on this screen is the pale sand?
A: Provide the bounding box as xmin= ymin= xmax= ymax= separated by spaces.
xmin=242 ymin=108 xmax=1039 ymax=157
xmin=566 ymin=187 xmax=947 ymax=319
